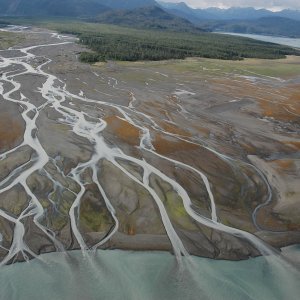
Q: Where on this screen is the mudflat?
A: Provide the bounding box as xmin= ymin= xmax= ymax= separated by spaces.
xmin=0 ymin=27 xmax=299 ymax=264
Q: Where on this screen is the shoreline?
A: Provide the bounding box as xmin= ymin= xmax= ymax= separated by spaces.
xmin=217 ymin=31 xmax=300 ymax=48
xmin=2 ymin=243 xmax=300 ymax=266
xmin=0 ymin=248 xmax=299 ymax=300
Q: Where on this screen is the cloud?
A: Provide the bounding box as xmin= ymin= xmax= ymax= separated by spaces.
xmin=162 ymin=0 xmax=300 ymax=10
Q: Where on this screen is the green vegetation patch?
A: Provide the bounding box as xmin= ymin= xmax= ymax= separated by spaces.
xmin=0 ymin=31 xmax=23 ymax=50
xmin=160 ymin=56 xmax=300 ymax=79
xmin=77 ymin=29 xmax=300 ymax=62
xmin=1 ymin=18 xmax=300 ymax=62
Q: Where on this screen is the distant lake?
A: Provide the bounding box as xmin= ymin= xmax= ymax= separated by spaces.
xmin=218 ymin=32 xmax=300 ymax=48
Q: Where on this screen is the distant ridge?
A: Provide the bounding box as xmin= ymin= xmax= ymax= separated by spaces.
xmin=0 ymin=0 xmax=110 ymax=17
xmin=96 ymin=0 xmax=157 ymax=10
xmin=1 ymin=0 xmax=300 ymax=38
xmin=93 ymin=6 xmax=202 ymax=32
xmin=209 ymin=16 xmax=300 ymax=38
xmin=0 ymin=0 xmax=158 ymax=17
xmin=158 ymin=2 xmax=300 ymax=21
xmin=158 ymin=2 xmax=300 ymax=37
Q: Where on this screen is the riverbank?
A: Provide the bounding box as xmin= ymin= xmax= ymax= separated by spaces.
xmin=218 ymin=32 xmax=300 ymax=48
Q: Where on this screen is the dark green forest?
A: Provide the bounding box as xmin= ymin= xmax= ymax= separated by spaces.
xmin=1 ymin=19 xmax=299 ymax=62
xmin=62 ymin=24 xmax=300 ymax=62
xmin=78 ymin=32 xmax=300 ymax=62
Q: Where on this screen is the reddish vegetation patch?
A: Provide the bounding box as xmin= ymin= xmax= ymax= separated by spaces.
xmin=210 ymin=78 xmax=300 ymax=122
xmin=153 ymin=133 xmax=198 ymax=155
xmin=239 ymin=141 xmax=257 ymax=155
xmin=288 ymin=89 xmax=300 ymax=104
xmin=256 ymin=207 xmax=287 ymax=231
xmin=258 ymin=99 xmax=299 ymax=122
xmin=274 ymin=159 xmax=295 ymax=170
xmin=192 ymin=125 xmax=210 ymax=138
xmin=0 ymin=114 xmax=24 ymax=151
xmin=280 ymin=84 xmax=300 ymax=112
xmin=284 ymin=141 xmax=300 ymax=151
xmin=104 ymin=116 xmax=140 ymax=146
xmin=127 ymin=224 xmax=136 ymax=235
xmin=273 ymin=159 xmax=298 ymax=176
xmin=257 ymin=204 xmax=300 ymax=231
xmin=158 ymin=121 xmax=191 ymax=137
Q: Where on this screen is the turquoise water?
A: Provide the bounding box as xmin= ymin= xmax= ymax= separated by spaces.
xmin=0 ymin=249 xmax=299 ymax=300
xmin=219 ymin=32 xmax=300 ymax=48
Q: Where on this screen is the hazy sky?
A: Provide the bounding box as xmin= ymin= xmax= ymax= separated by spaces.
xmin=161 ymin=1 xmax=300 ymax=11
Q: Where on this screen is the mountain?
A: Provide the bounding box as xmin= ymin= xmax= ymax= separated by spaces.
xmin=0 ymin=0 xmax=158 ymax=17
xmin=159 ymin=2 xmax=300 ymax=22
xmin=209 ymin=16 xmax=300 ymax=38
xmin=157 ymin=1 xmax=194 ymax=16
xmin=204 ymin=7 xmax=300 ymax=21
xmin=276 ymin=9 xmax=300 ymax=21
xmin=157 ymin=1 xmax=215 ymax=22
xmin=97 ymin=0 xmax=157 ymax=10
xmin=203 ymin=7 xmax=272 ymax=20
xmin=157 ymin=2 xmax=300 ymax=37
xmin=94 ymin=6 xmax=201 ymax=32
xmin=0 ymin=0 xmax=201 ymax=32
xmin=0 ymin=0 xmax=110 ymax=17
xmin=0 ymin=0 xmax=9 ymax=11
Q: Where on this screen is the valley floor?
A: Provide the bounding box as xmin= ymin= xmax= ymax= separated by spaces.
xmin=0 ymin=27 xmax=299 ymax=264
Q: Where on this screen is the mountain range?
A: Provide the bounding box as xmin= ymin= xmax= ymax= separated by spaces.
xmin=2 ymin=0 xmax=300 ymax=20
xmin=0 ymin=0 xmax=200 ymax=32
xmin=0 ymin=0 xmax=157 ymax=16
xmin=1 ymin=0 xmax=300 ymax=37
xmin=0 ymin=0 xmax=109 ymax=16
xmin=158 ymin=2 xmax=300 ymax=37
xmin=159 ymin=2 xmax=300 ymax=21
xmin=92 ymin=6 xmax=201 ymax=32
xmin=203 ymin=17 xmax=300 ymax=38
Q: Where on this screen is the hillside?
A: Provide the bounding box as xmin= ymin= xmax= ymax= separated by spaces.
xmin=205 ymin=17 xmax=300 ymax=38
xmin=93 ymin=6 xmax=201 ymax=32
xmin=159 ymin=2 xmax=300 ymax=22
xmin=158 ymin=3 xmax=300 ymax=38
xmin=0 ymin=0 xmax=110 ymax=17
xmin=97 ymin=0 xmax=157 ymax=10
xmin=0 ymin=0 xmax=157 ymax=17
xmin=157 ymin=1 xmax=214 ymax=22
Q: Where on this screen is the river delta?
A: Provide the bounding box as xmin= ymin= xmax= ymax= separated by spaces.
xmin=0 ymin=26 xmax=299 ymax=299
